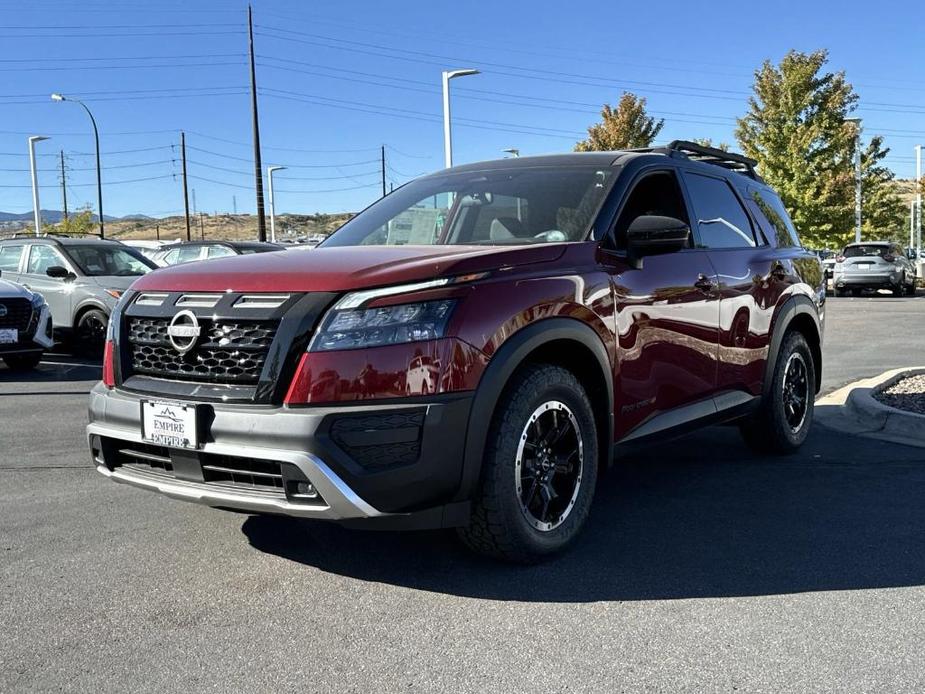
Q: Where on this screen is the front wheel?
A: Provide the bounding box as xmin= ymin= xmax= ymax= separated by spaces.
xmin=74 ymin=309 xmax=108 ymax=356
xmin=740 ymin=331 xmax=816 ymax=455
xmin=458 ymin=364 xmax=598 ymax=563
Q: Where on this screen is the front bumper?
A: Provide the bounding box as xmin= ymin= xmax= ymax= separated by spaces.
xmin=0 ymin=304 xmax=53 ymax=356
xmin=87 ymin=383 xmax=472 ymax=528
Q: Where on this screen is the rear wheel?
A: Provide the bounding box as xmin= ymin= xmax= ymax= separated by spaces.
xmin=3 ymin=352 xmax=42 ymax=371
xmin=459 ymin=364 xmax=598 ymax=563
xmin=893 ymin=274 xmax=905 ymax=297
xmin=740 ymin=331 xmax=816 ymax=455
xmin=907 ymin=276 xmax=917 ymax=296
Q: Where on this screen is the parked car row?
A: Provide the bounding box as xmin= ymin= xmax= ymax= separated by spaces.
xmin=0 ymin=236 xmax=288 ymax=365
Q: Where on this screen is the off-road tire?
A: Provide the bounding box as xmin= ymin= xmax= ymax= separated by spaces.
xmin=739 ymin=331 xmax=816 ymax=455
xmin=458 ymin=363 xmax=598 ymax=563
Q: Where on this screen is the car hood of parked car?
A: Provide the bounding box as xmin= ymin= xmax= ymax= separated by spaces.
xmin=0 ymin=276 xmax=35 ymax=299
xmin=130 ymin=243 xmax=570 ymax=293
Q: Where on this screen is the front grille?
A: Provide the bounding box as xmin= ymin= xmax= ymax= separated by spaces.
xmin=106 ymin=440 xmax=287 ymax=497
xmin=127 ymin=317 xmax=277 ymax=384
xmin=201 ymin=454 xmax=284 ymax=491
xmin=0 ymin=298 xmax=32 ymax=332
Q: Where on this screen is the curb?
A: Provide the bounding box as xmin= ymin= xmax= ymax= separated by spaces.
xmin=815 ymin=367 xmax=925 ymax=448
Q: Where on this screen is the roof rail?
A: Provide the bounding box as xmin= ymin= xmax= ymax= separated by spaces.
xmin=667 ymin=140 xmax=762 ymax=180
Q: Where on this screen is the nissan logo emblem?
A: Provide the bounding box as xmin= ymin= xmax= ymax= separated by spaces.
xmin=0 ymin=304 xmax=7 ymax=318
xmin=166 ymin=310 xmax=201 ymax=355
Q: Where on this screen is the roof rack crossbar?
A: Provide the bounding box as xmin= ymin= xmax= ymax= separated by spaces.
xmin=666 ymin=140 xmax=761 ymax=180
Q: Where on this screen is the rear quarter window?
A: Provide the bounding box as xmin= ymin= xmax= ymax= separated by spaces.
xmin=748 ymin=188 xmax=801 ymax=248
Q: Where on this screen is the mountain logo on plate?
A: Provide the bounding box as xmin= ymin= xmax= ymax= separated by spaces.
xmin=167 ymin=310 xmax=201 ymax=355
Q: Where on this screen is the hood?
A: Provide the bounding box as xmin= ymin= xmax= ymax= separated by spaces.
xmin=131 ymin=244 xmax=569 ymax=293
xmin=87 ymin=274 xmax=147 ymax=292
xmin=0 ymin=276 xmax=34 ymax=300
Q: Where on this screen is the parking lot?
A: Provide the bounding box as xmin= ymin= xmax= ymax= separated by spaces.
xmin=2 ymin=294 xmax=924 ymax=692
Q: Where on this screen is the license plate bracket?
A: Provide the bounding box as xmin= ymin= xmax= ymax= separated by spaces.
xmin=141 ymin=400 xmax=199 ymax=450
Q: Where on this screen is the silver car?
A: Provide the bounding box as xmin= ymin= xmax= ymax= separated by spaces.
xmin=0 ymin=236 xmax=157 ymax=351
xmin=833 ymin=242 xmax=917 ymax=297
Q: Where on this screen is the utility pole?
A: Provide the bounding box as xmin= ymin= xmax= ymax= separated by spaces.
xmin=248 ymin=3 xmax=267 ymax=240
xmin=59 ymin=150 xmax=68 ymax=222
xmin=156 ymin=224 xmax=160 ymax=241
xmin=181 ymin=131 xmax=191 ymax=241
xmin=233 ymin=195 xmax=237 ymax=215
xmin=380 ymin=145 xmax=387 ymax=197
xmin=199 ymin=212 xmax=205 ymax=239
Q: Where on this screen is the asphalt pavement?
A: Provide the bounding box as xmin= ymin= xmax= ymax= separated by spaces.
xmin=1 ymin=294 xmax=924 ymax=692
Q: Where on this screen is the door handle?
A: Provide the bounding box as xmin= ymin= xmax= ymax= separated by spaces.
xmin=694 ymin=274 xmax=714 ymax=292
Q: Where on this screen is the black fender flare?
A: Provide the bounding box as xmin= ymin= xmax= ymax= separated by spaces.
xmin=456 ymin=317 xmax=614 ymax=502
xmin=72 ymin=300 xmax=109 ymax=329
xmin=763 ymin=294 xmax=822 ymax=396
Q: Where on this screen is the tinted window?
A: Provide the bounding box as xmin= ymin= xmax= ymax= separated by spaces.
xmin=843 ymin=245 xmax=890 ymax=259
xmin=27 ymin=245 xmax=68 ymax=275
xmin=684 ymin=173 xmax=756 ymax=249
xmin=0 ymin=244 xmax=24 ymax=272
xmin=612 ymin=171 xmax=690 ymax=250
xmin=748 ymin=188 xmax=800 ymax=248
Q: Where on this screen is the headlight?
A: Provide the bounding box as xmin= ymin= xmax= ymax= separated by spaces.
xmin=106 ymin=292 xmax=131 ymax=341
xmin=30 ymin=292 xmax=46 ymax=309
xmin=309 ymin=299 xmax=455 ymax=352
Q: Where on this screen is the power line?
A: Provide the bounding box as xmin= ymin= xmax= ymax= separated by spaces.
xmin=186 ymin=173 xmax=379 ymax=194
xmin=0 ymin=52 xmax=244 ymax=63
xmin=0 ymin=174 xmax=175 ymax=189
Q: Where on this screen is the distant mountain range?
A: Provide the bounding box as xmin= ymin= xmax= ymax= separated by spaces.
xmin=0 ymin=210 xmax=145 ymax=223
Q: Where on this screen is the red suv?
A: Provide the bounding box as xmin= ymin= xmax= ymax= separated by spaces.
xmin=87 ymin=141 xmax=825 ymax=562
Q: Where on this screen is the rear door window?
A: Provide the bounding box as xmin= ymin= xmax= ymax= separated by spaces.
xmin=683 ymin=173 xmax=757 ymax=249
xmin=0 ymin=244 xmax=24 ymax=272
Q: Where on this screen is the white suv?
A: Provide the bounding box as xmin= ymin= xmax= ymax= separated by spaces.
xmin=0 ymin=271 xmax=54 ymax=370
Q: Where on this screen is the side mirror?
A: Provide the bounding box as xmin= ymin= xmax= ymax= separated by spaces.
xmin=626 ymin=215 xmax=690 ymax=269
xmin=46 ymin=265 xmax=75 ymax=281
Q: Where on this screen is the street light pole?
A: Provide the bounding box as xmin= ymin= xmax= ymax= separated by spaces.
xmin=51 ymin=93 xmax=104 ymax=237
xmin=846 ymin=117 xmax=862 ymax=243
xmin=28 ymin=136 xmax=49 ymax=236
xmin=916 ymin=144 xmax=922 ymax=260
xmin=441 ymin=68 xmax=479 ymax=168
xmin=267 ymin=166 xmax=285 ymax=243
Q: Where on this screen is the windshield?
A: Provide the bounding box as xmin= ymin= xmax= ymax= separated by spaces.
xmin=65 ymin=245 xmax=156 ymax=276
xmin=322 ymin=166 xmax=615 ymax=248
xmin=843 ymin=244 xmax=891 ymax=259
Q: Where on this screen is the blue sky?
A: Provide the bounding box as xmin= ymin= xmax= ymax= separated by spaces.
xmin=1 ymin=0 xmax=924 ymax=218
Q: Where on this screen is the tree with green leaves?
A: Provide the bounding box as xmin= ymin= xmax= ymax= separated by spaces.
xmin=735 ymin=50 xmax=857 ymax=248
xmin=575 ymin=92 xmax=664 ymax=151
xmin=859 ymin=135 xmax=907 ymax=244
xmin=49 ymin=204 xmax=95 ymax=236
